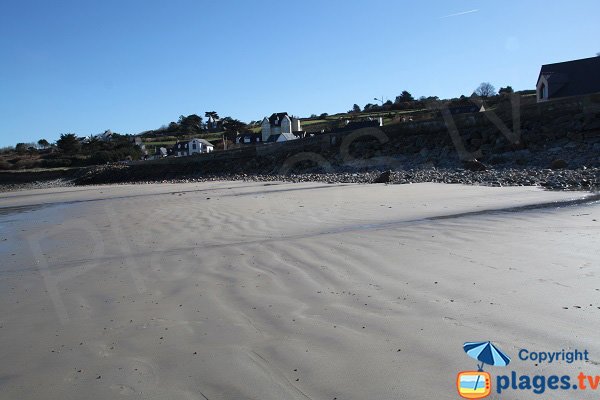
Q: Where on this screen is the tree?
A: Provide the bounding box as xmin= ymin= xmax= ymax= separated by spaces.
xmin=363 ymin=103 xmax=375 ymax=111
xmin=37 ymin=139 xmax=50 ymax=149
xmin=395 ymin=90 xmax=414 ymax=103
xmin=83 ymin=136 xmax=101 ymax=154
xmin=351 ymin=104 xmax=361 ymax=113
xmin=179 ymin=114 xmax=203 ymax=133
xmin=498 ymin=86 xmax=514 ymax=95
xmin=15 ymin=143 xmax=28 ymax=154
xmin=474 ymin=82 xmax=496 ymax=98
xmin=221 ymin=117 xmax=247 ymax=141
xmin=205 ymin=111 xmax=219 ymax=120
xmin=319 ymin=113 xmax=328 ymax=119
xmin=56 ymin=133 xmax=81 ymax=154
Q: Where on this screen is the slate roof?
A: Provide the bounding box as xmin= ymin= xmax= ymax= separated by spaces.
xmin=538 ymin=57 xmax=600 ymax=99
xmin=268 ymin=112 xmax=290 ymax=126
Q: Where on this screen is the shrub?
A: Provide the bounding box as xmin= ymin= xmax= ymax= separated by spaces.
xmin=91 ymin=151 xmax=112 ymax=164
xmin=14 ymin=159 xmax=38 ymax=169
xmin=0 ymin=160 xmax=13 ymax=170
xmin=40 ymin=158 xmax=72 ymax=168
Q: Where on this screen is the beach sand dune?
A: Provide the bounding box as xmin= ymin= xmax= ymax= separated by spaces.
xmin=1 ymin=182 xmax=599 ymax=399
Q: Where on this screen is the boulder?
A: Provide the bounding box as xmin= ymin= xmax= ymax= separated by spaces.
xmin=462 ymin=159 xmax=487 ymax=172
xmin=372 ymin=170 xmax=392 ymax=183
xmin=550 ymin=159 xmax=568 ymax=170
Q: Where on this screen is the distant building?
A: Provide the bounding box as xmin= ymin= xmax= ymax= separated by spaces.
xmin=93 ymin=129 xmax=113 ymax=142
xmin=173 ymin=138 xmax=214 ymax=156
xmin=236 ymin=133 xmax=262 ymax=145
xmin=149 ymin=147 xmax=167 ymax=160
xmin=537 ymin=56 xmax=600 ymax=102
xmin=261 ymin=112 xmax=302 ymax=142
xmin=132 ymin=136 xmax=147 ymax=157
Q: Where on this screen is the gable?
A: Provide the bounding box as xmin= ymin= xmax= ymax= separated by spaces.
xmin=537 ymin=57 xmax=600 ymax=98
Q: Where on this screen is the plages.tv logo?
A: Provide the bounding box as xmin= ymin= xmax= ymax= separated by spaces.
xmin=457 ymin=341 xmax=511 ymax=399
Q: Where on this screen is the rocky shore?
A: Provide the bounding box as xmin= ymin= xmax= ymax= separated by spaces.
xmin=2 ymin=166 xmax=598 ymax=193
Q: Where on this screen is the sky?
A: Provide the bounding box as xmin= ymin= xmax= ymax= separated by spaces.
xmin=1 ymin=0 xmax=599 ymax=147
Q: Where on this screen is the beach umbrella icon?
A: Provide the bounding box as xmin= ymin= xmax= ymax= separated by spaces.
xmin=463 ymin=341 xmax=511 ymax=370
xmin=462 ymin=341 xmax=510 ymax=395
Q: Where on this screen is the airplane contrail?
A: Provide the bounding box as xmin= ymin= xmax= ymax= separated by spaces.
xmin=440 ymin=9 xmax=479 ymax=19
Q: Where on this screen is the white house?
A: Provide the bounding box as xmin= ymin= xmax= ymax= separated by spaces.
xmin=261 ymin=112 xmax=302 ymax=142
xmin=173 ymin=138 xmax=214 ymax=157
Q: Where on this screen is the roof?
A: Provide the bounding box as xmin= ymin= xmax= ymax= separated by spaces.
xmin=268 ymin=112 xmax=290 ymax=126
xmin=276 ymin=132 xmax=297 ymax=141
xmin=265 ymin=133 xmax=297 ymax=142
xmin=538 ymin=56 xmax=600 ymax=98
xmin=190 ymin=138 xmax=214 ymax=147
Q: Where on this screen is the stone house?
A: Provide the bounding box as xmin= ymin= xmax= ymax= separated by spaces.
xmin=261 ymin=112 xmax=302 ymax=142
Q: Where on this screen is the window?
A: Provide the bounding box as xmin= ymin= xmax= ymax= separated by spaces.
xmin=539 ymin=83 xmax=547 ymax=99
xmin=192 ymin=143 xmax=197 ymax=150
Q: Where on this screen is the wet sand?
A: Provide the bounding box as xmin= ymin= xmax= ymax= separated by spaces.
xmin=1 ymin=182 xmax=599 ymax=399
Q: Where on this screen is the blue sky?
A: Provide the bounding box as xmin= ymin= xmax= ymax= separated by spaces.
xmin=1 ymin=0 xmax=599 ymax=147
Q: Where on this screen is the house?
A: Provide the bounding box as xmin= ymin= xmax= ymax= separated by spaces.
xmin=261 ymin=112 xmax=302 ymax=142
xmin=537 ymin=56 xmax=600 ymax=102
xmin=147 ymin=147 xmax=167 ymax=161
xmin=236 ymin=133 xmax=262 ymax=145
xmin=172 ymin=138 xmax=214 ymax=156
xmin=96 ymin=129 xmax=113 ymax=142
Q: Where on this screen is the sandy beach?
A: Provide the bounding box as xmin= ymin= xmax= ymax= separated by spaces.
xmin=1 ymin=181 xmax=599 ymax=399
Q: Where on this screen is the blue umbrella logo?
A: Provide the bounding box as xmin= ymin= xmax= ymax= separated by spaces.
xmin=463 ymin=341 xmax=511 ymax=395
xmin=463 ymin=341 xmax=511 ymax=371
